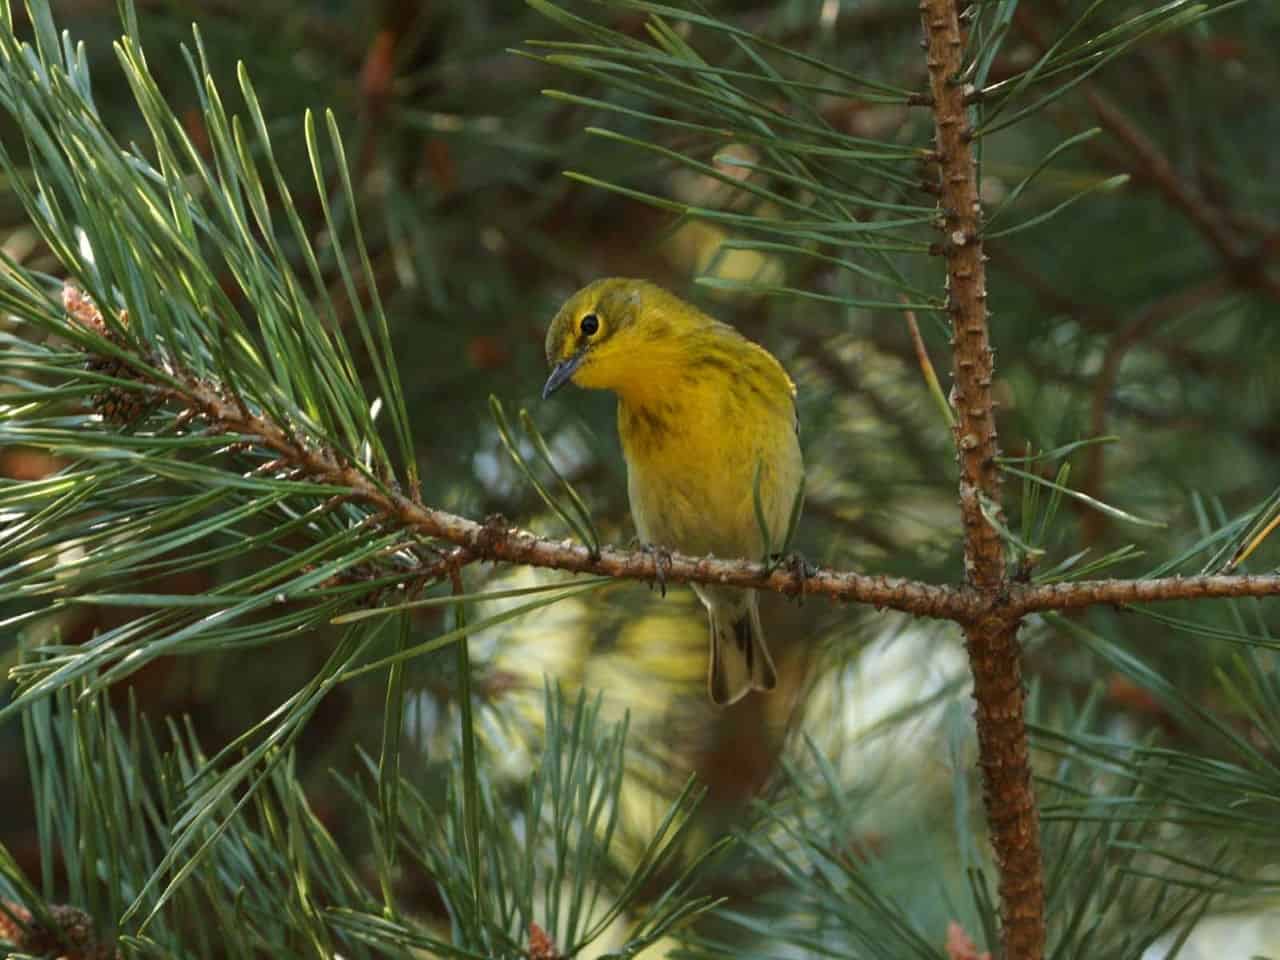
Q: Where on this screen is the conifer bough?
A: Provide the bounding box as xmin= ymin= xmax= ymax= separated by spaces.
xmin=6 ymin=1 xmax=1279 ymax=955
xmin=65 ymin=283 xmax=1280 ymax=629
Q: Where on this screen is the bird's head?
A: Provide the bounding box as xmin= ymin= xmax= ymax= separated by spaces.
xmin=542 ymin=277 xmax=688 ymax=399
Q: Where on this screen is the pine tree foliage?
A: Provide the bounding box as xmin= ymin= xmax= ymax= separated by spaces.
xmin=1 ymin=0 xmax=1279 ymax=958
xmin=2 ymin=682 xmax=710 ymax=959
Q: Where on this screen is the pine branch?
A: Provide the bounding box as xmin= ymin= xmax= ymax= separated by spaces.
xmin=1078 ymin=277 xmax=1231 ymax=545
xmin=920 ymin=0 xmax=1042 ymax=955
xmin=5 ymin=5 xmax=1280 ymax=954
xmin=1010 ymin=6 xmax=1280 ymax=304
xmin=62 ymin=284 xmax=1280 ymax=644
xmin=1008 ymin=575 xmax=1280 ymax=616
xmin=1083 ymin=88 xmax=1280 ymax=302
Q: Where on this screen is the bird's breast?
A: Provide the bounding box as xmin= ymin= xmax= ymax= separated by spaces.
xmin=617 ymin=397 xmax=683 ymax=462
xmin=617 ymin=376 xmax=801 ymax=560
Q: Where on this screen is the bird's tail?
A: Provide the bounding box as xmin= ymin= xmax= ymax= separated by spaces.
xmin=707 ymin=593 xmax=777 ymax=706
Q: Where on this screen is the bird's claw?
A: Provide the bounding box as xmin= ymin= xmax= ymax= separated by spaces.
xmin=769 ymin=551 xmax=815 ymax=603
xmin=631 ymin=539 xmax=673 ymax=597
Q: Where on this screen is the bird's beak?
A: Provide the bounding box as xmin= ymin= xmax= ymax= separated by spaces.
xmin=542 ymin=352 xmax=584 ymax=399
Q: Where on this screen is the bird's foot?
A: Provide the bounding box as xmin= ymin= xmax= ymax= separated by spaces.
xmin=630 ymin=538 xmax=673 ymax=597
xmin=769 ymin=550 xmax=816 ymax=603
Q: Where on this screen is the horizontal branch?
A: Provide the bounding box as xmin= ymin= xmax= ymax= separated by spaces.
xmin=350 ymin=489 xmax=1280 ymax=623
xmin=167 ymin=369 xmax=1280 ymax=623
xmin=59 ymin=289 xmax=1280 ymax=630
xmin=177 ymin=367 xmax=975 ymax=621
xmin=159 ymin=371 xmax=1280 ymax=626
xmin=1007 ymin=574 xmax=1280 ymax=617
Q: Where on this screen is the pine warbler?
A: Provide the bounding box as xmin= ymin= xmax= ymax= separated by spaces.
xmin=542 ymin=278 xmax=803 ymax=705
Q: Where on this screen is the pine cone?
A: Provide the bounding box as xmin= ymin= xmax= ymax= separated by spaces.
xmin=63 ymin=285 xmax=153 ymax=425
xmin=0 ymin=900 xmax=120 ymax=960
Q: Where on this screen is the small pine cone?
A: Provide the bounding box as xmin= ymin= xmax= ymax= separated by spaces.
xmin=62 ymin=286 xmax=109 ymax=338
xmin=527 ymin=921 xmax=560 ymax=960
xmin=90 ymin=382 xmax=153 ymax=426
xmin=63 ymin=285 xmax=152 ymax=425
xmin=0 ymin=900 xmax=119 ymax=960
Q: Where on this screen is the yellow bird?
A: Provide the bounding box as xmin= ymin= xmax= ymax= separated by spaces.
xmin=542 ymin=278 xmax=804 ymax=705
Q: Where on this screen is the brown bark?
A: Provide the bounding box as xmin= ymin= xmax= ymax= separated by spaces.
xmin=1007 ymin=574 xmax=1280 ymax=617
xmin=965 ymin=618 xmax=1040 ymax=956
xmin=920 ymin=0 xmax=1044 ymax=955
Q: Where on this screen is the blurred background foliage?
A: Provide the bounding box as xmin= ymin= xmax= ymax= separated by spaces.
xmin=1 ymin=0 xmax=1280 ymax=957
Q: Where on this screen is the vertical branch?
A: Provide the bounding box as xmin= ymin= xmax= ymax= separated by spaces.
xmin=919 ymin=1 xmax=1046 ymax=958
xmin=960 ymin=618 xmax=1042 ymax=960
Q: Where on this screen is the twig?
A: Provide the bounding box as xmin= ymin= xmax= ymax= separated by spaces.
xmin=1084 ymin=89 xmax=1280 ymax=301
xmin=1010 ymin=7 xmax=1280 ymax=304
xmin=904 ymin=304 xmax=956 ymax=428
xmin=153 ymin=365 xmax=970 ymax=619
xmin=1079 ymin=276 xmax=1228 ymax=544
xmin=1007 ymin=574 xmax=1280 ymax=617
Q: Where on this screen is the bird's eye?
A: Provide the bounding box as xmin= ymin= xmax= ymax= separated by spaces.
xmin=580 ymin=313 xmax=600 ymax=336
